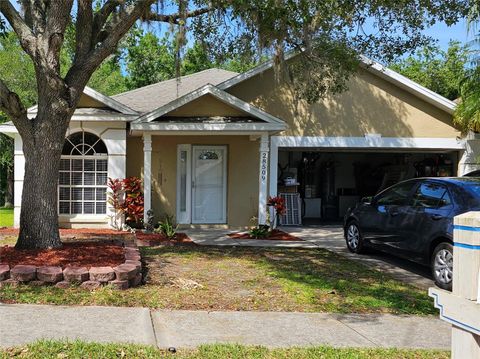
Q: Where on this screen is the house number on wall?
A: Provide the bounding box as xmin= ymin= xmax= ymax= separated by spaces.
xmin=261 ymin=152 xmax=268 ymax=182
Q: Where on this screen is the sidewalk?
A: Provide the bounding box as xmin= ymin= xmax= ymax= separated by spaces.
xmin=0 ymin=304 xmax=450 ymax=350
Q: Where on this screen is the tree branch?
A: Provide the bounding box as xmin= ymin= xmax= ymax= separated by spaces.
xmin=65 ymin=0 xmax=153 ymax=92
xmin=92 ymin=0 xmax=123 ymax=37
xmin=0 ymin=1 xmax=37 ymax=57
xmin=143 ymin=7 xmax=214 ymax=24
xmin=0 ymin=78 xmax=30 ymax=135
xmin=75 ymin=0 xmax=94 ymax=62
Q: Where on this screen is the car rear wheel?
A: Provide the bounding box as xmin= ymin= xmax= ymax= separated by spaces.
xmin=431 ymin=242 xmax=453 ymax=291
xmin=345 ymin=222 xmax=365 ymax=254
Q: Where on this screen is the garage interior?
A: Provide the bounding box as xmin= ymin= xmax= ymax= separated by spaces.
xmin=276 ymin=149 xmax=460 ymax=225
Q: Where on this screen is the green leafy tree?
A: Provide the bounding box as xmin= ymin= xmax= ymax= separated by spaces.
xmin=454 ymin=6 xmax=480 ymax=132
xmin=125 ymin=29 xmax=176 ymax=89
xmin=390 ymin=41 xmax=469 ymax=101
xmin=0 ymin=1 xmax=469 ymax=249
xmin=182 ymin=42 xmax=214 ymax=74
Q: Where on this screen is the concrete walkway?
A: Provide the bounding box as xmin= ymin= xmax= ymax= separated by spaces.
xmin=0 ymin=304 xmax=449 ymax=350
xmin=184 ymin=226 xmax=434 ymax=290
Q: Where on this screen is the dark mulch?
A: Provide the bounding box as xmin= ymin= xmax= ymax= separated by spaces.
xmin=0 ymin=228 xmax=131 ymax=237
xmin=0 ymin=242 xmax=125 ymax=269
xmin=228 ymin=229 xmax=302 ymax=241
xmin=135 ymin=232 xmax=193 ymax=245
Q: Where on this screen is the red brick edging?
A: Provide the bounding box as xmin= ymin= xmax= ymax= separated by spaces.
xmin=0 ymin=244 xmax=142 ymax=291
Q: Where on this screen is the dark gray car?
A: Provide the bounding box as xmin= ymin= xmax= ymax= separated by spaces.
xmin=344 ymin=177 xmax=480 ymax=290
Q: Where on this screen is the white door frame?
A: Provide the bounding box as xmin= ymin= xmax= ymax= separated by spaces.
xmin=176 ymin=144 xmax=228 ymax=224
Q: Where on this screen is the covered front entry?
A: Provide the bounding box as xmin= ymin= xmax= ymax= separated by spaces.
xmin=177 ymin=145 xmax=227 ymax=224
xmin=129 ymin=83 xmax=287 ymax=227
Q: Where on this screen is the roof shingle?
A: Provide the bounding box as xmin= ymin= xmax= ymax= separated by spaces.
xmin=112 ymin=68 xmax=238 ymax=113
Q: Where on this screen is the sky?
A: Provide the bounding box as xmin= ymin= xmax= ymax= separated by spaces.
xmin=420 ymin=18 xmax=475 ymax=49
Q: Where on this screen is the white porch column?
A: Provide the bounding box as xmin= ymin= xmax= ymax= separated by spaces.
xmin=143 ymin=133 xmax=152 ymax=224
xmin=269 ymin=137 xmax=279 ymax=198
xmin=258 ymin=134 xmax=269 ymax=225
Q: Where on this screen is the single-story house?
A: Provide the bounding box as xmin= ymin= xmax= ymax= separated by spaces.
xmin=2 ymin=55 xmax=479 ymax=228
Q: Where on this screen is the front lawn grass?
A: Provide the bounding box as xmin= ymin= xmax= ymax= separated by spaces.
xmin=0 ymin=207 xmax=13 ymax=227
xmin=0 ymin=340 xmax=449 ymax=359
xmin=0 ymin=245 xmax=435 ymax=315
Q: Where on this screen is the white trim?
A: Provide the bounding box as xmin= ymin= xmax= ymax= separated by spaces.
xmin=133 ymin=84 xmax=286 ymax=127
xmin=191 ymin=145 xmax=228 ymax=224
xmin=131 ymin=122 xmax=285 ymax=132
xmin=69 ymin=114 xmax=138 ymax=122
xmin=143 ymin=133 xmax=152 ymax=223
xmin=258 ymin=134 xmax=269 ymax=225
xmin=28 ymin=86 xmax=138 ymax=115
xmin=272 ymin=136 xmax=465 ymax=150
xmin=0 ymin=122 xmax=17 ymax=137
xmin=359 ymin=56 xmax=456 ymax=114
xmin=58 ymin=214 xmax=109 ymax=222
xmin=217 ymin=53 xmax=457 ymax=115
xmin=176 ymin=144 xmax=192 ymax=224
xmin=269 ymin=141 xmax=279 ymax=198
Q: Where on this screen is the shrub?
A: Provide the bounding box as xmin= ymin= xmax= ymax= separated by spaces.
xmin=249 ymin=224 xmax=270 ymax=239
xmin=122 ymin=177 xmax=144 ymax=228
xmin=156 ymin=215 xmax=178 ymax=239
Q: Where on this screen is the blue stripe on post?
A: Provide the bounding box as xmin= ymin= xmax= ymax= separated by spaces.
xmin=453 ymin=225 xmax=480 ymax=232
xmin=453 ymin=225 xmax=480 ymax=249
xmin=454 ymin=242 xmax=480 ymax=250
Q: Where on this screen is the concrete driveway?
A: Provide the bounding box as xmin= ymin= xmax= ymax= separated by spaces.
xmin=281 ymin=225 xmax=435 ymax=290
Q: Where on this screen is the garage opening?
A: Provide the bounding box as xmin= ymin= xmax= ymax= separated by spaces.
xmin=276 ymin=149 xmax=460 ymax=225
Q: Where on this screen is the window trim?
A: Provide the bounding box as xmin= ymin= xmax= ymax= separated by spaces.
xmin=58 ymin=131 xmax=108 ymax=216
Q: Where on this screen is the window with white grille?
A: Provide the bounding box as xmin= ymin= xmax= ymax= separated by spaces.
xmin=58 ymin=131 xmax=108 ymax=215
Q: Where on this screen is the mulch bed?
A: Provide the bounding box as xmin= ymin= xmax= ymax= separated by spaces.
xmin=0 ymin=242 xmax=125 ymax=269
xmin=228 ymin=229 xmax=302 ymax=241
xmin=135 ymin=232 xmax=193 ymax=244
xmin=0 ymin=228 xmax=132 ymax=237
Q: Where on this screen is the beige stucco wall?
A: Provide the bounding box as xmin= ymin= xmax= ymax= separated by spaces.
xmin=166 ymin=94 xmax=248 ymax=117
xmin=77 ymin=94 xmax=108 ymax=108
xmin=126 ymin=135 xmax=259 ymax=227
xmin=227 ymin=67 xmax=460 ymax=138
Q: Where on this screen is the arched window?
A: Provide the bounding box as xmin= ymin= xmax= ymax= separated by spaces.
xmin=58 ymin=131 xmax=108 ymax=215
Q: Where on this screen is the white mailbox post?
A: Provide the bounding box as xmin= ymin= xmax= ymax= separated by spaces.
xmin=429 ymin=211 xmax=480 ymax=358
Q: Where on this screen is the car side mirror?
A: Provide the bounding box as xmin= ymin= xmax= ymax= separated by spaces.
xmin=361 ymin=196 xmax=373 ymax=205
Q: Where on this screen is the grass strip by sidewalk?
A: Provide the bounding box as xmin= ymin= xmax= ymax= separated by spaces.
xmin=0 ymin=340 xmax=449 ymax=359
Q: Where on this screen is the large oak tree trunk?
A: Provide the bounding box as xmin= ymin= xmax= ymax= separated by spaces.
xmin=15 ymin=108 xmax=70 ymax=249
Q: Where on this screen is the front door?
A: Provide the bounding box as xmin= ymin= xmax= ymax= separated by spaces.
xmin=191 ymin=145 xmax=227 ymax=224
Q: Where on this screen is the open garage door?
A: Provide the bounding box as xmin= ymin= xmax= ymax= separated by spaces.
xmin=275 ymin=149 xmax=461 ymax=224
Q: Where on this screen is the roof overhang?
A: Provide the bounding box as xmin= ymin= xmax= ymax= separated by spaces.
xmin=27 ymin=86 xmax=139 ymax=118
xmin=217 ymin=52 xmax=457 ymax=115
xmin=359 ymin=56 xmax=456 ymax=115
xmin=131 ymin=84 xmax=287 ymax=133
xmin=131 ymin=122 xmax=286 ymax=133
